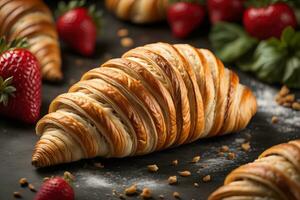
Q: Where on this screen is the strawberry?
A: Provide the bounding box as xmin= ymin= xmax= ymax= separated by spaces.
xmin=34 ymin=172 xmax=75 ymax=200
xmin=0 ymin=38 xmax=41 ymax=124
xmin=243 ymin=2 xmax=297 ymax=40
xmin=207 ymin=0 xmax=245 ymax=24
xmin=167 ymin=1 xmax=206 ymax=38
xmin=56 ymin=0 xmax=101 ymax=56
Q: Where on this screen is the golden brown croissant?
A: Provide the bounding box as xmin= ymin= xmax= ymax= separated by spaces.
xmin=105 ymin=0 xmax=169 ymax=24
xmin=0 ymin=0 xmax=62 ymax=81
xmin=209 ymin=140 xmax=300 ymax=200
xmin=32 ymin=42 xmax=257 ymax=167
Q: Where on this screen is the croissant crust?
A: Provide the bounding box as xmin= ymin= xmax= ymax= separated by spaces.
xmin=32 ymin=42 xmax=257 ymax=167
xmin=0 ymin=0 xmax=62 ymax=81
xmin=209 ymin=140 xmax=300 ymax=200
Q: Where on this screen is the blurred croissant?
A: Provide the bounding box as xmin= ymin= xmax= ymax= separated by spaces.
xmin=32 ymin=42 xmax=257 ymax=167
xmin=209 ymin=140 xmax=300 ymax=200
xmin=0 ymin=0 xmax=62 ymax=81
xmin=105 ymin=0 xmax=169 ymax=24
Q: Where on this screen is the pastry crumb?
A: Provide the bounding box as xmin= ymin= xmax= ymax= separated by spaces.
xmin=241 ymin=142 xmax=251 ymax=152
xmin=125 ymin=184 xmax=137 ymax=196
xmin=13 ymin=191 xmax=22 ymax=198
xmin=292 ymin=102 xmax=300 ymax=111
xmin=271 ymin=116 xmax=279 ymax=124
xmin=28 ymin=184 xmax=36 ymax=192
xmin=278 ymin=85 xmax=290 ymax=97
xmin=172 ymin=160 xmax=178 ymax=166
xmin=117 ymin=28 xmax=129 ymax=37
xmin=227 ymin=152 xmax=236 ymax=160
xmin=194 ymin=182 xmax=199 ymax=187
xmin=168 ymin=176 xmax=177 ymax=185
xmin=202 ymin=175 xmax=211 ymax=182
xmin=191 ymin=156 xmax=201 ymax=163
xmin=178 ymin=170 xmax=191 ymax=177
xmin=148 ymin=164 xmax=159 ymax=172
xmin=140 ymin=188 xmax=152 ymax=199
xmin=173 ymin=191 xmax=181 ymax=199
xmin=220 ymin=145 xmax=229 ymax=152
xmin=19 ymin=178 xmax=28 ymax=187
xmin=121 ymin=37 xmax=134 ymax=48
xmin=159 ymin=194 xmax=165 ymax=199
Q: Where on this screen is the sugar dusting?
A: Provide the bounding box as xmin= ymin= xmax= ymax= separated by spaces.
xmin=249 ymin=80 xmax=300 ymax=128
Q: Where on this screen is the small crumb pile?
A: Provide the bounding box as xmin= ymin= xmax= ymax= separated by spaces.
xmin=275 ymin=86 xmax=300 ymax=111
xmin=147 ymin=164 xmax=159 ymax=172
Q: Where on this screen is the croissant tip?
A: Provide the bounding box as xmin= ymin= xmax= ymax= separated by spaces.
xmin=43 ymin=71 xmax=63 ymax=82
xmin=32 ymin=154 xmax=43 ymax=168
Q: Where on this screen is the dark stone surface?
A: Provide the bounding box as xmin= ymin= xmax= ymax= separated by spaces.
xmin=0 ymin=1 xmax=299 ymax=200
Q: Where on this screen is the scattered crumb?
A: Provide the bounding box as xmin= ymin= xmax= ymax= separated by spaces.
xmin=271 ymin=116 xmax=279 ymax=124
xmin=202 ymin=175 xmax=211 ymax=182
xmin=94 ymin=162 xmax=104 ymax=168
xmin=13 ymin=191 xmax=22 ymax=198
xmin=227 ymin=152 xmax=236 ymax=160
xmin=278 ymin=85 xmax=290 ymax=97
xmin=173 ymin=191 xmax=180 ymax=199
xmin=125 ymin=184 xmax=137 ymax=196
xmin=178 ymin=171 xmax=191 ymax=177
xmin=241 ymin=142 xmax=251 ymax=152
xmin=159 ymin=194 xmax=165 ymax=199
xmin=19 ymin=178 xmax=28 ymax=187
xmin=148 ymin=164 xmax=159 ymax=172
xmin=292 ymin=102 xmax=300 ymax=111
xmin=172 ymin=160 xmax=178 ymax=166
xmin=194 ymin=182 xmax=199 ymax=187
xmin=112 ymin=189 xmax=117 ymax=196
xmin=140 ymin=188 xmax=152 ymax=199
xmin=275 ymin=86 xmax=300 ymax=112
xmin=117 ymin=28 xmax=129 ymax=37
xmin=121 ymin=37 xmax=134 ymax=48
xmin=28 ymin=184 xmax=36 ymax=192
xmin=191 ymin=156 xmax=201 ymax=163
xmin=168 ymin=176 xmax=177 ymax=185
xmin=220 ymin=145 xmax=229 ymax=152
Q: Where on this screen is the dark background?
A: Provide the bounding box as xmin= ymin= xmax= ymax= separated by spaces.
xmin=0 ymin=1 xmax=299 ymax=200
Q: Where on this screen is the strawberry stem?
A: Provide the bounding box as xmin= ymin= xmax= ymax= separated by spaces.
xmin=63 ymin=171 xmax=75 ymax=186
xmin=0 ymin=37 xmax=28 ymax=55
xmin=0 ymin=76 xmax=16 ymax=106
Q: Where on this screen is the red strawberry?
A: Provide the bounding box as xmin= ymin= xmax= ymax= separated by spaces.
xmin=34 ymin=172 xmax=75 ymax=200
xmin=56 ymin=1 xmax=101 ymax=56
xmin=0 ymin=38 xmax=41 ymax=124
xmin=207 ymin=0 xmax=245 ymax=24
xmin=243 ymin=2 xmax=297 ymax=40
xmin=167 ymin=2 xmax=206 ymax=38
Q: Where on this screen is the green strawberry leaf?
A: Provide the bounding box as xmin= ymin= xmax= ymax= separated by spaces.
xmin=237 ymin=27 xmax=300 ymax=88
xmin=209 ymin=22 xmax=258 ymax=63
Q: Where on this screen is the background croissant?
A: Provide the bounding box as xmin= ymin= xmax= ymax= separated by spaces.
xmin=0 ymin=0 xmax=62 ymax=81
xmin=209 ymin=140 xmax=300 ymax=200
xmin=32 ymin=42 xmax=257 ymax=167
xmin=105 ymin=0 xmax=169 ymax=24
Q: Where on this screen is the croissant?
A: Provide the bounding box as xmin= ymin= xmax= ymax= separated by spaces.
xmin=105 ymin=0 xmax=169 ymax=24
xmin=209 ymin=140 xmax=300 ymax=200
xmin=32 ymin=42 xmax=257 ymax=167
xmin=0 ymin=0 xmax=62 ymax=81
